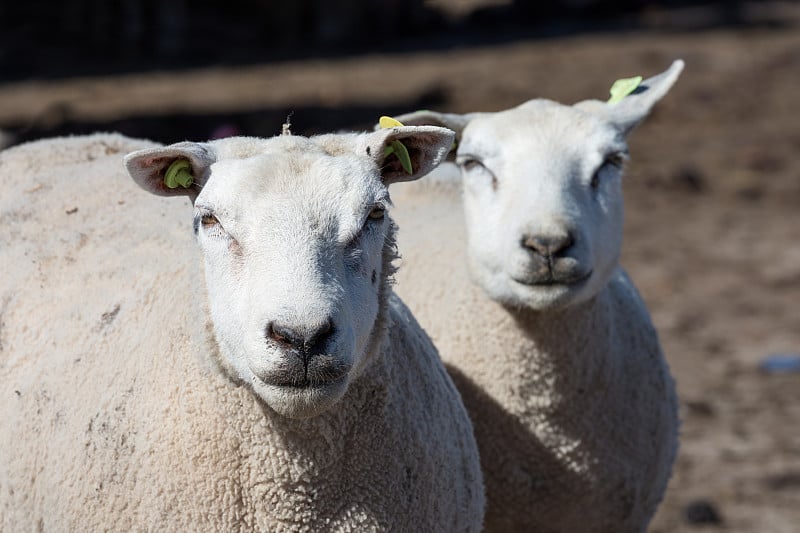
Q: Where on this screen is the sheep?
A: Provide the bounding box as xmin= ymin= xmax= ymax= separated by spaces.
xmin=386 ymin=60 xmax=684 ymax=533
xmin=0 ymin=129 xmax=485 ymax=531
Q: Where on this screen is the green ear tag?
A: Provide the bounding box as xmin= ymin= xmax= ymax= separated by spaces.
xmin=378 ymin=115 xmax=413 ymax=175
xmin=384 ymin=140 xmax=413 ymax=175
xmin=608 ymin=76 xmax=643 ymax=104
xmin=164 ymin=159 xmax=194 ymax=189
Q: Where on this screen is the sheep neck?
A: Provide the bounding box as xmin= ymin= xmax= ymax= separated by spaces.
xmin=501 ymin=285 xmax=619 ymax=418
xmin=452 ymin=277 xmax=623 ymax=459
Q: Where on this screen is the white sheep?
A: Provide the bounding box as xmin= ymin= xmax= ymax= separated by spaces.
xmin=0 ymin=130 xmax=485 ymax=531
xmin=387 ymin=60 xmax=684 ymax=532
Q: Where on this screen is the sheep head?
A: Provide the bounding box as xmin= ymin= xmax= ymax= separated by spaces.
xmin=393 ymin=60 xmax=683 ymax=311
xmin=124 ymin=126 xmax=455 ymax=418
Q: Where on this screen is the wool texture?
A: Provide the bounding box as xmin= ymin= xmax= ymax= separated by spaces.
xmin=0 ymin=134 xmax=484 ymax=532
xmin=390 ymin=178 xmax=678 ymax=533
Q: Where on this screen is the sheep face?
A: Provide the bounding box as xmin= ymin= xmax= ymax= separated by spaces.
xmin=455 ymin=101 xmax=626 ymax=310
xmin=125 ymin=127 xmax=455 ymax=418
xmin=393 ymin=60 xmax=683 ymax=311
xmin=196 ymin=143 xmax=389 ymax=419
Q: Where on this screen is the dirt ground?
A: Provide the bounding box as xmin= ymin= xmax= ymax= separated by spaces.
xmin=2 ymin=15 xmax=800 ymax=533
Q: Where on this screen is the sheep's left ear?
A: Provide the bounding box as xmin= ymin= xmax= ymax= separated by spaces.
xmin=366 ymin=126 xmax=456 ymax=185
xmin=575 ymin=59 xmax=684 ymax=136
xmin=123 ymin=141 xmax=217 ymax=201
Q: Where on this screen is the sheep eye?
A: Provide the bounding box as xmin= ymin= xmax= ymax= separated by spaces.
xmin=346 ymin=206 xmax=385 ymax=248
xmin=458 ymin=157 xmax=484 ymax=172
xmin=591 ymin=152 xmax=626 ymax=189
xmin=605 ymin=152 xmax=626 ymax=168
xmin=201 ymin=214 xmax=220 ymax=227
xmin=458 ymin=156 xmax=498 ymax=190
xmin=196 ymin=211 xmax=230 ymax=239
xmin=368 ymin=206 xmax=386 ymax=220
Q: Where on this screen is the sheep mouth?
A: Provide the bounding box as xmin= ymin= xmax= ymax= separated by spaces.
xmin=265 ymin=373 xmax=348 ymax=391
xmin=249 ymin=363 xmax=352 ymax=418
xmin=255 ymin=362 xmax=351 ymax=391
xmin=511 ymin=269 xmax=593 ymax=288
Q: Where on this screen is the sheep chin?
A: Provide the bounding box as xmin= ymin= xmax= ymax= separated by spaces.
xmin=252 ymin=374 xmax=350 ymax=419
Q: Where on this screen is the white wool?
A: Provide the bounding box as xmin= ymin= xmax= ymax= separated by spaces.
xmin=389 ymin=60 xmax=683 ymax=532
xmin=0 ymin=131 xmax=484 ymax=531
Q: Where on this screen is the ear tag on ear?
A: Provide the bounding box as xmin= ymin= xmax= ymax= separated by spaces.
xmin=384 ymin=140 xmax=413 ymax=175
xmin=379 ymin=116 xmax=404 ymax=129
xmin=608 ymin=75 xmax=643 ymax=104
xmin=378 ymin=115 xmax=413 ymax=175
xmin=163 ymin=159 xmax=194 ymax=189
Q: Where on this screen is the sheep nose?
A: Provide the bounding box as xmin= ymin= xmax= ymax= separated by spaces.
xmin=522 ymin=233 xmax=574 ymax=258
xmin=266 ymin=320 xmax=334 ymax=354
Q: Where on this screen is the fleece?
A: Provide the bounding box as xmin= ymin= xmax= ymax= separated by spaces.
xmin=0 ymin=134 xmax=484 ymax=532
xmin=389 ymin=178 xmax=678 ymax=533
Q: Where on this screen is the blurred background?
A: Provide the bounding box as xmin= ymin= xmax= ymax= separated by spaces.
xmin=1 ymin=1 xmax=799 ymax=531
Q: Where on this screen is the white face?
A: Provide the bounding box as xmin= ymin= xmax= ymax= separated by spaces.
xmin=194 ymin=137 xmax=391 ymax=418
xmin=393 ymin=60 xmax=683 ymax=310
xmin=125 ymin=126 xmax=456 ymax=419
xmin=455 ymin=100 xmax=627 ymax=310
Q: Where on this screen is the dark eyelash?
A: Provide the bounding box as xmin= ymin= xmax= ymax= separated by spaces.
xmin=605 ymin=153 xmax=626 ymax=168
xmin=458 ymin=157 xmax=498 ymax=190
xmin=194 ymin=209 xmax=233 ymax=241
xmin=344 ymin=205 xmax=387 ymax=251
xmin=456 ymin=154 xmax=483 ymax=168
xmin=591 ymin=153 xmax=626 ymax=189
xmin=462 ymin=159 xmax=483 ymax=171
xmin=369 ymin=202 xmax=389 ymax=219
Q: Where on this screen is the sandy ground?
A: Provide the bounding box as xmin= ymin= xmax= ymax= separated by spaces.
xmin=1 ymin=20 xmax=799 ymax=533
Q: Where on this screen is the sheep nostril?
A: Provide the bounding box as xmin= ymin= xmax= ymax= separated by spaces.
xmin=308 ymin=319 xmax=334 ymax=348
xmin=266 ymin=322 xmax=303 ymax=349
xmin=266 ymin=319 xmax=335 ymax=353
xmin=522 ymin=233 xmax=575 ymax=258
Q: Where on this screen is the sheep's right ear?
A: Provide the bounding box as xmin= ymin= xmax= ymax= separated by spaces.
xmin=366 ymin=125 xmax=456 ymax=185
xmin=124 ymin=141 xmax=216 ymax=201
xmin=380 ymin=111 xmax=478 ymax=161
xmin=389 ymin=110 xmax=476 ymax=138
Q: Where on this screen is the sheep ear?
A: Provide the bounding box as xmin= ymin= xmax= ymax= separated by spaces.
xmin=575 ymin=59 xmax=684 ymax=136
xmin=123 ymin=141 xmax=216 ymax=201
xmin=367 ymin=125 xmax=456 ymax=185
xmin=387 ymin=111 xmax=477 ymax=143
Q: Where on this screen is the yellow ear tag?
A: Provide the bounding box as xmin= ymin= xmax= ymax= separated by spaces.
xmin=608 ymin=76 xmax=643 ymax=104
xmin=379 ymin=116 xmax=404 ymax=129
xmin=164 ymin=159 xmax=194 ymax=189
xmin=378 ymin=116 xmax=413 ymax=175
